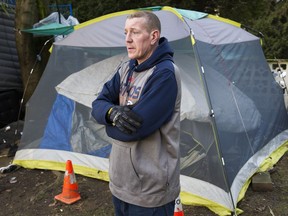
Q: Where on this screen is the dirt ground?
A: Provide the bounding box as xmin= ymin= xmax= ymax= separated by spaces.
xmin=0 ymin=122 xmax=287 ymax=216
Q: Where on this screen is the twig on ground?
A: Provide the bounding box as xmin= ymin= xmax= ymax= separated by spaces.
xmin=268 ymin=206 xmax=275 ymax=216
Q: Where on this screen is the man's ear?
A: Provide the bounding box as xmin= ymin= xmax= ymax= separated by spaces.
xmin=150 ymin=30 xmax=160 ymax=45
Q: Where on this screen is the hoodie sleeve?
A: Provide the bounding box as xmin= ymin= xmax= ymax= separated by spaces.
xmin=91 ymin=71 xmax=120 ymax=124
xmin=106 ymin=61 xmax=178 ymax=141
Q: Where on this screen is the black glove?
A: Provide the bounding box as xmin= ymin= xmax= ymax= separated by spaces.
xmin=107 ymin=106 xmax=142 ymax=134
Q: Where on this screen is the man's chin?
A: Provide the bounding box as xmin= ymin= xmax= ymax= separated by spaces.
xmin=128 ymin=54 xmax=135 ymax=59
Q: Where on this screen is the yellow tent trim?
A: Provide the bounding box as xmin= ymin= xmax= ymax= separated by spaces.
xmin=13 ymin=159 xmax=109 ymax=182
xmin=180 ymin=191 xmax=243 ymax=216
xmin=75 ymin=9 xmax=137 ymax=30
xmin=237 ymin=178 xmax=251 ymax=203
xmin=162 ymin=6 xmax=184 ymax=21
xmin=207 ymin=14 xmax=241 ymax=28
xmin=75 ymin=6 xmax=186 ymax=31
xmin=190 ymin=35 xmax=195 ymax=45
xmin=237 ymin=140 xmax=288 ymax=202
xmin=258 ymin=140 xmax=288 ymax=172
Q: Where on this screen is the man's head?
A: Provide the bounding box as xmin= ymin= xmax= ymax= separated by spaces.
xmin=125 ymin=11 xmax=161 ymax=64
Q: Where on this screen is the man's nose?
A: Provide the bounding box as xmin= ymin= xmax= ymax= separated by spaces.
xmin=125 ymin=33 xmax=132 ymax=42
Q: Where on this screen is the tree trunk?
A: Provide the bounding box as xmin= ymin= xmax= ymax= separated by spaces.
xmin=15 ymin=0 xmax=51 ymax=105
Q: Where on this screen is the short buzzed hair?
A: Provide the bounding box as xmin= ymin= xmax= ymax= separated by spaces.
xmin=127 ymin=11 xmax=161 ymax=33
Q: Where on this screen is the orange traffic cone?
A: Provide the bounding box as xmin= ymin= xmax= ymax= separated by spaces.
xmin=174 ymin=196 xmax=184 ymax=216
xmin=54 ymin=160 xmax=81 ymax=204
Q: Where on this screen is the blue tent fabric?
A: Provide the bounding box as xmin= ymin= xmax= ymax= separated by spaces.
xmin=175 ymin=8 xmax=207 ymax=20
xmin=40 ymin=94 xmax=112 ymax=157
xmin=88 ymin=144 xmax=112 ymax=158
xmin=40 ymin=94 xmax=74 ymax=151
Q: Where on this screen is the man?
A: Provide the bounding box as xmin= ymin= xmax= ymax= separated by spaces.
xmin=91 ymin=11 xmax=181 ymax=216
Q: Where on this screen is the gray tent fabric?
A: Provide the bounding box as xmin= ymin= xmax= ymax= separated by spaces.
xmin=13 ymin=7 xmax=288 ymax=215
xmin=56 ymin=54 xmax=128 ymax=108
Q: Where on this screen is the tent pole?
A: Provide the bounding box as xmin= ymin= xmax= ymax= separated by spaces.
xmin=55 ymin=0 xmax=61 ymax=24
xmin=186 ymin=27 xmax=239 ymax=215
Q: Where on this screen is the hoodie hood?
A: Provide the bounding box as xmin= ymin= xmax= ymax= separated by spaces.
xmin=129 ymin=37 xmax=174 ymax=72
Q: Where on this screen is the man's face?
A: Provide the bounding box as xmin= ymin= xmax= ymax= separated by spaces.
xmin=125 ymin=17 xmax=158 ymax=64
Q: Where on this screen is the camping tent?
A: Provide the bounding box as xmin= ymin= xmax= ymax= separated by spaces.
xmin=13 ymin=6 xmax=288 ymax=215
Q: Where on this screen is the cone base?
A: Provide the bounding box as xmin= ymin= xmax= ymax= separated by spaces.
xmin=174 ymin=212 xmax=184 ymax=216
xmin=54 ymin=193 xmax=81 ymax=205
